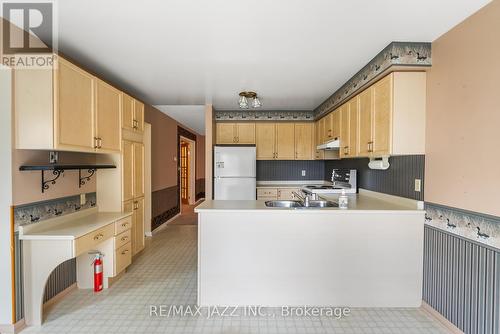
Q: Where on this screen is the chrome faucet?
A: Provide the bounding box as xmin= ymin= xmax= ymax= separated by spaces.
xmin=293 ymin=191 xmax=317 ymax=206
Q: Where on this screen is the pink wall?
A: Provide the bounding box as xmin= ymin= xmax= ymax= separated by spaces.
xmin=425 ymin=0 xmax=500 ymax=216
xmin=12 ymin=150 xmax=97 ymax=206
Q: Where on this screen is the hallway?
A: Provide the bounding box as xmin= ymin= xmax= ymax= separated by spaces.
xmin=21 ymin=214 xmax=450 ymax=334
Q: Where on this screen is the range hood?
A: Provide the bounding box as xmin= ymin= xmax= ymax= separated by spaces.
xmin=316 ymin=139 xmax=340 ymax=150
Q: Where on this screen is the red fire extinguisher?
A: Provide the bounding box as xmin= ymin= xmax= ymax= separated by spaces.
xmin=91 ymin=252 xmax=104 ymax=292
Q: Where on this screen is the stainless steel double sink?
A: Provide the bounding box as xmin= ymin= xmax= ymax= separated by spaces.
xmin=265 ymin=200 xmax=338 ymax=208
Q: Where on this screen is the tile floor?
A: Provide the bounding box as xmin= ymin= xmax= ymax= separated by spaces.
xmin=22 ymin=215 xmax=451 ymax=334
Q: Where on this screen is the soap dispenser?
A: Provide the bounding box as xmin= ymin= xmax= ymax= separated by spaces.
xmin=338 ymin=189 xmax=348 ymax=209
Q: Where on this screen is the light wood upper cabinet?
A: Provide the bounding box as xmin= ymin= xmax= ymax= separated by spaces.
xmin=122 ymin=94 xmax=134 ymax=131
xmin=372 ymin=74 xmax=393 ymax=156
xmin=331 ymin=109 xmax=340 ymax=140
xmin=348 ymin=97 xmax=359 ymax=157
xmin=15 ymin=55 xmax=123 ymax=153
xmin=216 ymin=123 xmax=235 ymax=144
xmin=358 ymin=87 xmax=373 ymax=157
xmin=122 ymin=140 xmax=134 ymax=202
xmin=235 ymin=123 xmax=255 ymax=144
xmin=55 ymin=57 xmax=95 ymax=151
xmin=324 ymin=113 xmax=333 ymax=141
xmin=276 ymin=123 xmax=295 ymax=160
xmin=314 ymin=120 xmax=324 ymax=160
xmin=95 ymin=79 xmax=121 ymax=152
xmin=295 ymin=123 xmax=313 ymax=160
xmin=216 ymin=122 xmax=255 ymax=144
xmin=318 ymin=117 xmax=326 ymax=143
xmin=339 ymin=105 xmax=350 ymax=158
xmin=134 ymin=100 xmax=145 ymax=132
xmin=256 ymin=123 xmax=276 ymax=159
xmin=133 ymin=143 xmax=145 ymax=198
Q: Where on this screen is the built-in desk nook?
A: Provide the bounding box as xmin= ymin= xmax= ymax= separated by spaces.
xmin=19 ymin=208 xmax=133 ymax=326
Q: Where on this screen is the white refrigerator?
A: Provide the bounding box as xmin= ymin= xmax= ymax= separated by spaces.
xmin=214 ymin=146 xmax=256 ymax=200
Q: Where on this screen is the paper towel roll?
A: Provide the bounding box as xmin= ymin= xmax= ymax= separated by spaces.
xmin=368 ymin=157 xmax=390 ymax=170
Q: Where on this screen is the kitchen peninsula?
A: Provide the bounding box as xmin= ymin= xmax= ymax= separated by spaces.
xmin=195 ymin=189 xmax=425 ymax=307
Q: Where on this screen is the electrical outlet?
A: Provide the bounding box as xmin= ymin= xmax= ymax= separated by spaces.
xmin=414 ymin=179 xmax=421 ymax=192
xmin=301 ymin=170 xmax=306 ymax=177
xmin=80 ymin=193 xmax=86 ymax=205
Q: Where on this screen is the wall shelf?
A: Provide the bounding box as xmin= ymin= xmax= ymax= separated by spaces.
xmin=19 ymin=164 xmax=116 ymax=193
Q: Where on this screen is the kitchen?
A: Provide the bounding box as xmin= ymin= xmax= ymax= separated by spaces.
xmin=1 ymin=1 xmax=499 ymax=334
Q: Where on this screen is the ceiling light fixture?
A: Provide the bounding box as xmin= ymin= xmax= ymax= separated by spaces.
xmin=238 ymin=91 xmax=262 ymax=109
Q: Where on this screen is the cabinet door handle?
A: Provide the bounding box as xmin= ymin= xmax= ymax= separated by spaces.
xmin=121 ymin=222 xmax=128 ymax=227
xmin=133 ymin=119 xmax=138 ymax=129
xmin=98 ymin=137 xmax=102 ymax=149
xmin=121 ymin=236 xmax=129 ymax=241
xmin=121 ymin=249 xmax=129 ymax=255
xmin=93 ymin=233 xmax=104 ymax=240
xmin=94 ymin=137 xmax=98 ymax=149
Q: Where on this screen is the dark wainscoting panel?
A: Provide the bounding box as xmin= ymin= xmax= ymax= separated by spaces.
xmin=152 ymin=185 xmax=179 ymax=230
xmin=324 ymin=155 xmax=424 ymax=200
xmin=257 ymin=160 xmax=325 ymax=181
xmin=424 ymin=225 xmax=500 ymax=334
xmin=43 ymin=258 xmax=76 ymax=303
xmin=196 ymin=178 xmax=205 ymax=200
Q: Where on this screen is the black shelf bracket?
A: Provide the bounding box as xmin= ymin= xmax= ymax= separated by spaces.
xmin=41 ymin=169 xmax=64 ymax=193
xmin=79 ymin=169 xmax=96 ymax=187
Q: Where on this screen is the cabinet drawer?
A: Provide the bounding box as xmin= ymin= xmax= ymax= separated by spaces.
xmin=257 ymin=188 xmax=278 ymax=197
xmin=257 ymin=196 xmax=278 ymax=201
xmin=115 ymin=242 xmax=132 ymax=275
xmin=277 ymin=189 xmax=300 ymax=200
xmin=115 ymin=229 xmax=131 ymax=250
xmin=115 ymin=216 xmax=132 ymax=235
xmin=74 ymin=223 xmax=114 ymax=257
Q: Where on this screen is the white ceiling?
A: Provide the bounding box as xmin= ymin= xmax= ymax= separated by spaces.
xmin=52 ymin=0 xmax=490 ymax=111
xmin=155 ymin=105 xmax=206 ymax=135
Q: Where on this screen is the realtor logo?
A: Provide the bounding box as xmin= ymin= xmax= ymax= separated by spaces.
xmin=1 ymin=1 xmax=56 ymax=68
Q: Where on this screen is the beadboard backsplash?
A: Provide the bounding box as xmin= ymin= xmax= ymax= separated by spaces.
xmin=324 ymin=155 xmax=425 ymax=200
xmin=257 ymin=160 xmax=325 ymax=181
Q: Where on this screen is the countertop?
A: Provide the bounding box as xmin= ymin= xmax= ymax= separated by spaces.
xmin=256 ymin=180 xmax=329 ymax=188
xmin=195 ymin=189 xmax=424 ymax=213
xmin=19 ymin=208 xmax=132 ymax=240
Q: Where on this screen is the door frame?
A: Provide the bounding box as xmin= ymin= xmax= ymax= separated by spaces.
xmin=179 ymin=136 xmax=196 ymax=207
xmin=177 ymin=126 xmax=197 ymax=213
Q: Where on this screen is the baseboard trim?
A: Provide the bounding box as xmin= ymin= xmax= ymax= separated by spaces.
xmin=421 ymin=301 xmax=463 ymax=333
xmin=0 ymin=318 xmax=26 ymax=334
xmin=152 ymin=213 xmax=181 ymax=235
xmin=43 ymin=283 xmax=77 ymax=311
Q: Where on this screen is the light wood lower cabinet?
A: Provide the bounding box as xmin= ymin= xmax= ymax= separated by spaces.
xmin=133 ymin=197 xmax=145 ymax=255
xmin=216 ymin=123 xmax=255 ymax=144
xmin=114 ymin=242 xmax=132 ymax=275
xmin=257 ymin=187 xmax=301 ymax=200
xmin=74 ymin=224 xmax=115 ymax=257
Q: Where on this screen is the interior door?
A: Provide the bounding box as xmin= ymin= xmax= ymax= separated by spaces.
xmin=216 ymin=123 xmax=235 ymax=144
xmin=358 ymin=87 xmax=373 ymax=157
xmin=133 ymin=143 xmax=145 ymax=198
xmin=55 ymin=57 xmax=95 ymax=151
xmin=122 ymin=140 xmax=134 ymax=202
xmin=275 ymin=123 xmax=295 ymax=160
xmin=255 ymin=123 xmax=276 ymax=160
xmin=180 ymin=142 xmax=189 ymax=204
xmin=235 ymin=123 xmax=255 ymax=144
xmin=294 ymin=123 xmax=313 ymax=160
xmin=372 ymin=74 xmax=393 ymax=156
xmin=95 ymin=79 xmax=121 ymax=152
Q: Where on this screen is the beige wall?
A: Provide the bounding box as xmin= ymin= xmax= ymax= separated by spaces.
xmin=144 ymin=104 xmax=205 ymax=192
xmin=196 ymin=135 xmax=205 ymax=180
xmin=12 ymin=150 xmax=97 ymax=206
xmin=425 ymin=0 xmax=500 ymax=216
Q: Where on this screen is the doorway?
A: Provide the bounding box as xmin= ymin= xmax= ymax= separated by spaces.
xmin=179 ymin=136 xmax=196 ymax=211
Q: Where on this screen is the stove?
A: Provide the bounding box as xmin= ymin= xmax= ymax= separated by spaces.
xmin=302 ymin=169 xmax=357 ymax=194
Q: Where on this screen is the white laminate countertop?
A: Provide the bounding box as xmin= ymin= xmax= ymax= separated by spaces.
xmin=256 ymin=180 xmax=330 ymax=188
xmin=19 ymin=208 xmax=132 ymax=240
xmin=195 ymin=189 xmax=424 ymax=214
